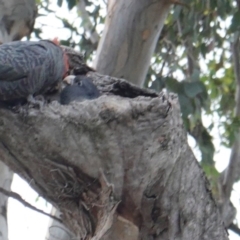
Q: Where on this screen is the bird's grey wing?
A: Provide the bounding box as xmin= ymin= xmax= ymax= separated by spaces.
xmin=0 ymin=64 xmax=27 ymax=81
xmin=0 ymin=42 xmax=48 ymax=82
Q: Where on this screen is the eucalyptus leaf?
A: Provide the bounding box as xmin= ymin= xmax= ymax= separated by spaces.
xmin=183 ymin=81 xmax=204 ymax=98
xmin=178 ymin=94 xmax=195 ymax=117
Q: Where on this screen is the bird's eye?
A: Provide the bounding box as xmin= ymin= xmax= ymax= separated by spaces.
xmin=78 ymin=80 xmax=83 ymax=86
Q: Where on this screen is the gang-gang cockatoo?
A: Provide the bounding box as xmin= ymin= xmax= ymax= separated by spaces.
xmin=0 ymin=39 xmax=69 ymax=104
xmin=0 ymin=0 xmax=37 ymax=43
xmin=60 ymin=75 xmax=100 ymax=105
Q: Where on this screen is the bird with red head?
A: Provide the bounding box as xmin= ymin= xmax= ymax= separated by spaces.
xmin=0 ymin=39 xmax=70 ymax=105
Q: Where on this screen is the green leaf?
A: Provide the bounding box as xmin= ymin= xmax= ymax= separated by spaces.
xmin=67 ymin=0 xmax=76 ymax=10
xmin=165 ymin=77 xmax=182 ymax=93
xmin=199 ymin=143 xmax=214 ymax=165
xmin=202 ymin=164 xmax=220 ymax=179
xmin=178 ymin=94 xmax=194 ymax=117
xmin=229 ymin=12 xmax=240 ymax=33
xmin=183 ymin=81 xmax=204 ymax=98
xmin=57 ymin=0 xmax=63 ymax=7
xmin=173 ymin=6 xmax=182 ymax=20
xmin=150 ymin=77 xmax=165 ymax=92
xmin=200 ymin=43 xmax=207 ymax=58
xmin=199 ymin=129 xmax=215 ymax=165
xmin=191 ymin=68 xmax=200 ymax=82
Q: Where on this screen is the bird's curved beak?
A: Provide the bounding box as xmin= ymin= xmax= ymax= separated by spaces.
xmin=63 ymin=75 xmax=75 ymax=85
xmin=61 ymin=75 xmax=76 ymax=90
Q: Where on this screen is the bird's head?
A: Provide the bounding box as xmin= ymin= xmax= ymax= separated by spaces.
xmin=62 ymin=75 xmax=76 ymax=89
xmin=52 ymin=37 xmax=69 ymax=78
xmin=60 ymin=75 xmax=100 ymax=105
xmin=52 ymin=38 xmax=94 ymax=76
xmin=52 ymin=37 xmax=60 ymax=45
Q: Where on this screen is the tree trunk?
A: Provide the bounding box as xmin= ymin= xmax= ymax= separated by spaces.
xmin=218 ymin=32 xmax=240 ymax=228
xmin=0 ymin=1 xmax=37 ymax=239
xmin=47 ymin=1 xmax=171 ymax=237
xmin=93 ymin=0 xmax=171 ymax=86
xmin=0 ymin=162 xmax=12 ymax=240
xmin=0 ymin=72 xmax=228 ymax=240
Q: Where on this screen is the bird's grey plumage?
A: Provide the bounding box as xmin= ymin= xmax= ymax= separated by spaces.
xmin=0 ymin=0 xmax=37 ymax=43
xmin=60 ymin=75 xmax=100 ymax=105
xmin=0 ymin=40 xmax=67 ymax=101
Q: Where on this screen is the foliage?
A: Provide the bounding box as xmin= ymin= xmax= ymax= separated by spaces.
xmin=148 ymin=0 xmax=238 ymax=168
xmin=34 ymin=0 xmax=104 ymax=59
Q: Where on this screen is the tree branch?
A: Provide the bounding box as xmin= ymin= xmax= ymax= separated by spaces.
xmin=218 ymin=33 xmax=240 ymax=227
xmin=94 ymin=0 xmax=172 ymax=86
xmin=229 ymin=223 xmax=240 ymax=236
xmin=0 ymin=72 xmax=228 ymax=239
xmin=0 ymin=187 xmax=62 ymax=223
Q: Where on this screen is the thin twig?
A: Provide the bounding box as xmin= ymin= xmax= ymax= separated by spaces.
xmin=0 ymin=187 xmax=62 ymax=224
xmin=170 ymin=0 xmax=189 ymax=8
xmin=229 ymin=223 xmax=240 ymax=236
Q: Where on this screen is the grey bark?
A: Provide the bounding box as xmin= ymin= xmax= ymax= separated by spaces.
xmin=93 ymin=0 xmax=171 ymax=86
xmin=0 ymin=0 xmax=37 ymax=43
xmin=0 ymin=1 xmax=37 ymax=239
xmin=0 ymin=162 xmax=12 ymax=240
xmin=218 ymin=33 xmax=240 ymax=228
xmin=48 ymin=0 xmax=170 ymax=236
xmin=0 ymin=72 xmax=228 ymax=240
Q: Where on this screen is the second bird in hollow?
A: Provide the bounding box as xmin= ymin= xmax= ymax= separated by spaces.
xmin=60 ymin=75 xmax=100 ymax=105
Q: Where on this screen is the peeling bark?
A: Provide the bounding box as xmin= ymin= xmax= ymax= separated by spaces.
xmin=0 ymin=73 xmax=228 ymax=239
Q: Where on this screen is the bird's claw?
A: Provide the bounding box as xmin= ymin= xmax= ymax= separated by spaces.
xmin=27 ymin=95 xmax=45 ymax=111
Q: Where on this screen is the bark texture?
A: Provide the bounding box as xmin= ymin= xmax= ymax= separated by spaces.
xmin=0 ymin=162 xmax=12 ymax=240
xmin=218 ymin=33 xmax=240 ymax=228
xmin=0 ymin=1 xmax=37 ymax=239
xmin=0 ymin=72 xmax=228 ymax=240
xmin=0 ymin=0 xmax=37 ymax=43
xmin=93 ymin=0 xmax=171 ymax=86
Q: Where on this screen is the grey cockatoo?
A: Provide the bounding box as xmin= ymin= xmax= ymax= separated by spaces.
xmin=0 ymin=39 xmax=69 ymax=103
xmin=0 ymin=39 xmax=95 ymax=105
xmin=60 ymin=75 xmax=100 ymax=105
xmin=0 ymin=0 xmax=37 ymax=43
